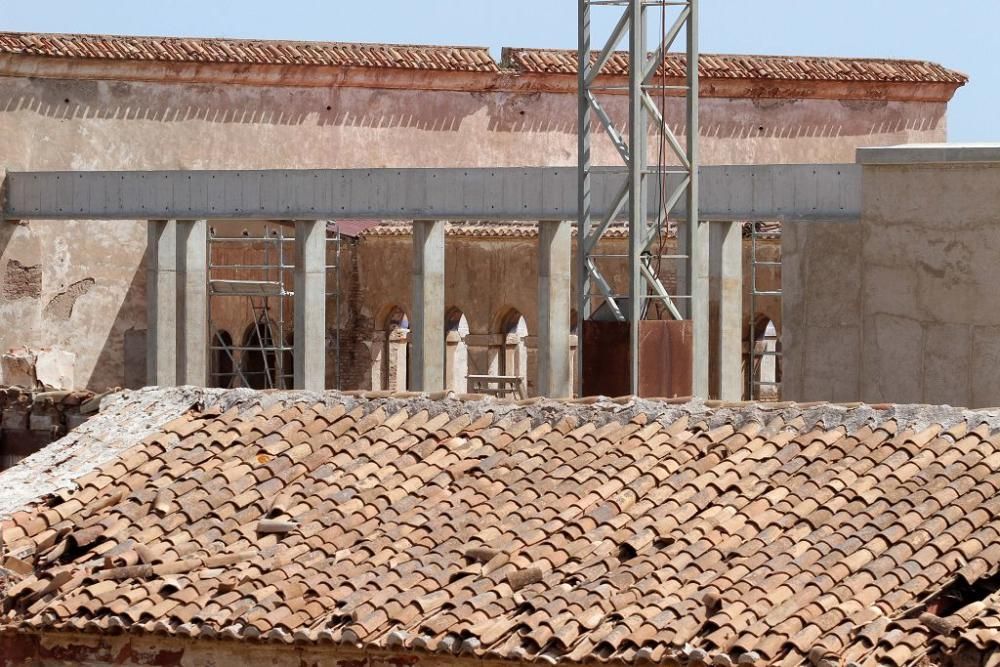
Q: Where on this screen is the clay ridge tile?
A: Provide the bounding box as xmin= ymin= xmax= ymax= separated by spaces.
xmin=503 ymin=47 xmax=969 ymax=86
xmin=0 ymin=31 xmax=500 ymax=73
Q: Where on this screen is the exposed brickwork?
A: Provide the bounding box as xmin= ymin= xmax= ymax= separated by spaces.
xmin=332 ymin=239 xmax=372 ymax=391
xmin=1 ymin=260 xmax=41 ymax=300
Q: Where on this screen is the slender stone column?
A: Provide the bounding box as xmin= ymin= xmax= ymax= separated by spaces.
xmin=294 ymin=220 xmax=326 ymax=391
xmin=176 ymin=220 xmax=208 ymax=386
xmin=146 ymin=220 xmax=177 ymax=386
xmin=712 ymin=221 xmax=743 ymax=401
xmin=538 ymin=219 xmax=572 ymax=397
xmin=410 ymin=220 xmax=445 ymax=392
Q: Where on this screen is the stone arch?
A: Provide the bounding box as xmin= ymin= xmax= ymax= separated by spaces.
xmin=371 ymin=305 xmax=410 ymax=391
xmin=491 ymin=306 xmax=530 ymax=394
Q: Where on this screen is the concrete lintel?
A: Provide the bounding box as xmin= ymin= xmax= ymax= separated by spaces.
xmin=176 ymin=220 xmax=208 ymax=386
xmin=146 ymin=220 xmax=177 ymax=386
xmin=411 ymin=220 xmax=446 ymax=392
xmin=857 ymin=143 xmax=1000 ymax=165
xmin=3 ymin=165 xmax=861 ymax=224
xmin=538 ymin=220 xmax=572 ymax=398
xmin=294 ymin=220 xmax=326 ymax=391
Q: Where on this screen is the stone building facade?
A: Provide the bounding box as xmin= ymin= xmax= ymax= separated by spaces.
xmin=0 ymin=32 xmax=966 ymax=394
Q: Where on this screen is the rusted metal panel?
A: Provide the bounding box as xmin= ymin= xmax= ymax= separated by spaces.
xmin=581 ymin=321 xmax=630 ymax=398
xmin=581 ymin=320 xmax=693 ymax=398
xmin=638 ymin=320 xmax=693 ymax=399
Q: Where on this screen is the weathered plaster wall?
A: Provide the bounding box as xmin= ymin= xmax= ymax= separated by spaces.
xmin=0 ymin=70 xmax=949 ymax=390
xmin=784 ymin=162 xmax=1000 ymax=407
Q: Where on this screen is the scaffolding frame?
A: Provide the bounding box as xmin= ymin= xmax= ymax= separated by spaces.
xmin=577 ymin=0 xmax=706 ymax=396
xmin=207 ymin=222 xmax=342 ymax=390
xmin=747 ymin=222 xmax=782 ymax=400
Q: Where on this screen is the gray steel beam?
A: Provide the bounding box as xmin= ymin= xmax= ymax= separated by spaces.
xmin=2 ymin=165 xmax=862 ymax=224
xmin=687 ymin=0 xmax=709 ymax=398
xmin=577 ymin=0 xmax=592 ymax=398
xmin=294 ymin=220 xmax=326 ymax=391
xmin=411 ymin=220 xmax=446 ymax=392
xmin=626 ymin=0 xmax=647 ymax=395
xmin=146 ymin=220 xmax=177 ymax=386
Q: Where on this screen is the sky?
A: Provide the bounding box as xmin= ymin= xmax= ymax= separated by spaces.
xmin=1 ymin=1 xmax=996 ymax=142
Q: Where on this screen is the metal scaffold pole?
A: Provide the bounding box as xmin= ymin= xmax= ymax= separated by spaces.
xmin=577 ymin=0 xmax=704 ymax=397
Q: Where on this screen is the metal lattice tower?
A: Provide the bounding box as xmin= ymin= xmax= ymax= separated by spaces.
xmin=577 ymin=0 xmax=706 ymax=397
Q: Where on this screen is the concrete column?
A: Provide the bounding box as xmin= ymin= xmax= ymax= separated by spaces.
xmin=538 ymin=220 xmax=572 ymax=397
xmin=146 ymin=220 xmax=177 ymax=386
xmin=711 ymin=221 xmax=743 ymax=401
xmin=691 ymin=219 xmax=711 ymax=398
xmin=294 ymin=220 xmax=326 ymax=391
xmin=176 ymin=220 xmax=208 ymax=386
xmin=410 ymin=220 xmax=445 ymax=392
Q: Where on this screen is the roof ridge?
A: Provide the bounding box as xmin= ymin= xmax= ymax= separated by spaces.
xmin=509 ymin=44 xmax=958 ymax=66
xmin=0 ymin=31 xmax=968 ymax=85
xmin=0 ymin=30 xmax=494 ymax=52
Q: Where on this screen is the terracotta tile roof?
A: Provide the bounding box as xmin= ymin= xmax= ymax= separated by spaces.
xmin=0 ymin=31 xmax=498 ymax=72
xmin=4 ymin=389 xmax=1000 ymax=667
xmin=0 ymin=31 xmax=967 ymax=88
xmin=504 ymin=48 xmax=969 ymax=85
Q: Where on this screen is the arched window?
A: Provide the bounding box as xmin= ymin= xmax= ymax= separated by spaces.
xmin=493 ymin=308 xmax=529 ymax=395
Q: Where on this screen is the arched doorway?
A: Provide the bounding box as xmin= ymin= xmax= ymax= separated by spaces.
xmin=493 ymin=308 xmax=529 ymax=395
xmin=748 ymin=316 xmax=781 ymax=400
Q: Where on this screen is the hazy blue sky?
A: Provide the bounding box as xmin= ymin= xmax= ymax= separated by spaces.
xmin=2 ymin=1 xmax=996 ymax=142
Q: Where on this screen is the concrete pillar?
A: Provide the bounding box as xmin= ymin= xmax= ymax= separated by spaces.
xmin=538 ymin=219 xmax=572 ymax=398
xmin=691 ymin=219 xmax=711 ymax=398
xmin=146 ymin=220 xmax=177 ymax=386
xmin=176 ymin=220 xmax=208 ymax=386
xmin=711 ymin=221 xmax=743 ymax=401
xmin=410 ymin=220 xmax=445 ymax=392
xmin=294 ymin=220 xmax=326 ymax=391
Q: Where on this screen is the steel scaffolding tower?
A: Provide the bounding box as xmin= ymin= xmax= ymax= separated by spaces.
xmin=577 ymin=0 xmax=706 ymax=397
